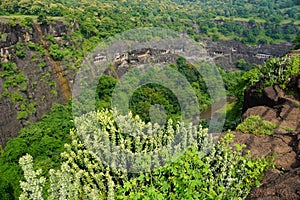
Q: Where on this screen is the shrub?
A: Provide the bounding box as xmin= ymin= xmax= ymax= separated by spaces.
xmin=18 ymin=110 xmax=270 ymax=199
xmin=1 ymin=62 xmax=17 ymax=72
xmin=259 ymin=56 xmax=300 ymax=90
xmin=38 ymin=62 xmax=47 ymax=69
xmin=236 ymin=115 xmax=278 ymax=135
xmin=27 ymin=41 xmax=36 ymax=50
xmin=16 ymin=42 xmax=26 ymax=58
xmin=49 ymin=44 xmax=64 ymax=61
xmin=20 ymin=17 xmax=33 ymax=28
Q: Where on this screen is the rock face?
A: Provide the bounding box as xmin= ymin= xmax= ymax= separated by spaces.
xmin=242 ymin=78 xmax=300 ymax=133
xmin=104 ymin=48 xmax=180 ymax=79
xmin=233 ymin=131 xmax=300 ymax=170
xmin=205 ymin=40 xmax=293 ymax=70
xmin=239 ymin=76 xmax=300 ymax=199
xmin=242 ymin=85 xmax=286 ymax=113
xmin=0 ymin=21 xmax=76 ymax=147
xmin=246 ymin=168 xmax=300 ymax=200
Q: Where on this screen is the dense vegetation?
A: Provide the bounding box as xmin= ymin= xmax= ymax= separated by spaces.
xmin=0 ymin=0 xmax=299 ymax=199
xmin=0 ymin=55 xmax=298 ymax=199
xmin=0 ymin=0 xmax=299 ymax=45
xmin=18 ymin=110 xmax=271 ymax=199
xmin=0 ymin=104 xmax=74 ymax=199
xmin=222 ymin=55 xmax=300 ymax=130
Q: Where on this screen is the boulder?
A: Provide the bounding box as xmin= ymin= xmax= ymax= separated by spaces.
xmin=246 ymin=168 xmax=300 ymax=200
xmin=243 ymin=85 xmax=285 ymax=113
xmin=232 ymin=131 xmax=300 ymax=170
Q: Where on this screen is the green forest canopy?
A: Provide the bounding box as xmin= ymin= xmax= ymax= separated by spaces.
xmin=0 ymin=0 xmax=299 ymax=44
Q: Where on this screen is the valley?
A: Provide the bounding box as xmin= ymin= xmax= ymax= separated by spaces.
xmin=0 ymin=0 xmax=299 ymax=199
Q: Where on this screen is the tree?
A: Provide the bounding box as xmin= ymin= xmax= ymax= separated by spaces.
xmin=292 ymin=34 xmax=300 ymax=50
xmin=37 ymin=13 xmax=49 ymax=24
xmin=235 ymin=59 xmax=251 ymax=71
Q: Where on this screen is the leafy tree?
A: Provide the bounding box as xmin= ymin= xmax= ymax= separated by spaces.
xmin=37 ymin=13 xmax=49 ymax=24
xmin=96 ymin=75 xmax=117 ymax=110
xmin=292 ymin=34 xmax=300 ymax=50
xmin=235 ymin=59 xmax=251 ymax=71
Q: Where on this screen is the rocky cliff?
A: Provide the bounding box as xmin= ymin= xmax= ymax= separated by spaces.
xmin=235 ymin=74 xmax=300 ymax=199
xmin=0 ymin=20 xmax=76 ymax=147
xmin=0 ymin=19 xmax=295 ymax=148
xmin=206 ymin=40 xmax=294 ymax=70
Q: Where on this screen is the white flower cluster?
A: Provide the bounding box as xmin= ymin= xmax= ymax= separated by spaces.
xmin=74 ymin=109 xmax=212 ymax=173
xmin=18 ymin=110 xmax=267 ymax=199
xmin=19 ymin=154 xmax=46 ymax=200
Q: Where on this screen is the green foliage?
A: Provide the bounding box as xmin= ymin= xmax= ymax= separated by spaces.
xmin=226 ymin=56 xmax=299 ymax=131
xmin=37 ymin=13 xmax=49 ymax=24
xmin=0 ymin=61 xmax=17 ymax=74
xmin=231 ymin=56 xmax=299 ymax=103
xmin=259 ymin=56 xmax=300 ymax=89
xmin=8 ymin=18 xmax=17 ymax=26
xmin=116 ymin=142 xmax=269 ymax=199
xmin=0 ymin=176 xmax=14 ymax=200
xmin=17 ymin=102 xmax=36 ymax=120
xmin=0 ymin=62 xmax=27 ymax=94
xmin=18 ymin=110 xmax=270 ymax=199
xmin=235 ymin=59 xmax=252 ymax=71
xmin=223 ymin=101 xmax=243 ymax=131
xmin=27 ymin=41 xmax=45 ymax=55
xmin=19 ymin=17 xmax=33 ymax=28
xmin=236 ymin=115 xmax=278 ymax=135
xmin=49 ymin=44 xmax=64 ymax=61
xmin=0 ymin=1 xmax=298 ymax=199
xmin=45 ymin=35 xmax=55 ymax=44
xmin=0 ymin=103 xmax=74 ymax=199
xmin=129 ymin=83 xmax=181 ymax=123
xmin=233 ymin=67 xmax=261 ymax=100
xmin=38 ymin=61 xmax=47 ymax=68
xmin=97 ymin=58 xmax=216 ymax=125
xmin=27 ymin=41 xmax=36 ymax=50
xmin=15 ymin=42 xmax=26 ymax=58
xmin=0 ymin=61 xmax=40 ymax=123
xmin=1 ymin=0 xmax=298 ymax=45
xmin=96 ymin=75 xmax=117 ymax=110
xmin=293 ymin=34 xmax=300 ymax=49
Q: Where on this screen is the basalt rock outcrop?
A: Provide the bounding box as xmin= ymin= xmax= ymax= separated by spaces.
xmin=0 ymin=20 xmax=76 ymax=147
xmin=237 ymin=75 xmax=300 ymax=199
xmin=206 ymin=40 xmax=293 ymax=70
xmin=242 ymin=75 xmax=300 ymax=133
xmin=246 ymin=168 xmax=300 ymax=200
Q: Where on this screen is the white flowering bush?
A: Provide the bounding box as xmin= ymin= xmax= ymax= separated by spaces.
xmin=19 ymin=109 xmax=270 ymax=199
xmin=115 ymin=134 xmax=270 ymax=199
xmin=19 ymin=154 xmax=46 ymax=200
